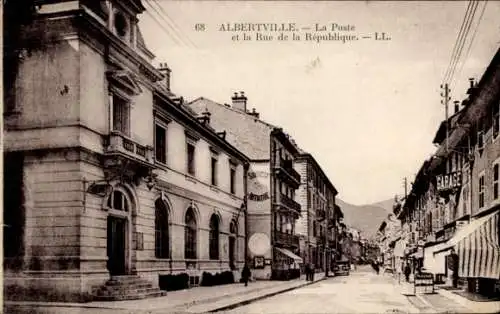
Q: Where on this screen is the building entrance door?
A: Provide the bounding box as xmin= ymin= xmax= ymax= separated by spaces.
xmin=107 ymin=216 xmax=126 ymax=275
xmin=229 ymin=236 xmax=236 ymax=269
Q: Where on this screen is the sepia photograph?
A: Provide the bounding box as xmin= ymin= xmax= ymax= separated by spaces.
xmin=2 ymin=0 xmax=500 ymax=313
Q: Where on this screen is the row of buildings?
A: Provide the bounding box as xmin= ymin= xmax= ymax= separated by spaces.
xmin=3 ymin=0 xmax=348 ymax=301
xmin=377 ymin=48 xmax=500 ymax=298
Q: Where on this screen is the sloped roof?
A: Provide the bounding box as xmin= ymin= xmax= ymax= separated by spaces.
xmin=432 ymin=109 xmax=464 ymax=144
xmin=188 ymin=97 xmax=277 ymax=160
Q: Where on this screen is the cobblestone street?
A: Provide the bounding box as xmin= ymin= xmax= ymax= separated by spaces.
xmin=223 ymin=266 xmax=471 ymax=314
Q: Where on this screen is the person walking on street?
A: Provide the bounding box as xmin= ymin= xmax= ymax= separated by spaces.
xmin=404 ymin=262 xmax=411 ymax=283
xmin=305 ymin=263 xmax=310 ymax=281
xmin=372 ymin=261 xmax=380 ymax=275
xmin=310 ymin=263 xmax=315 ymax=281
xmin=241 ymin=263 xmax=251 ymax=287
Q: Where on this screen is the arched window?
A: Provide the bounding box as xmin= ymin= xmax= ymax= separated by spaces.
xmin=184 ymin=208 xmax=197 ymax=259
xmin=209 ymin=214 xmax=220 ymax=260
xmin=107 ymin=190 xmax=128 ymax=211
xmin=155 ymin=199 xmax=169 ymax=259
xmin=229 ymin=220 xmax=237 ymax=269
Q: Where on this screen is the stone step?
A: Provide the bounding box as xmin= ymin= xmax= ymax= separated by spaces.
xmin=108 ymin=275 xmax=143 ymax=283
xmin=92 ymin=276 xmax=167 ymax=301
xmin=105 ymin=280 xmax=153 ymax=288
xmin=93 ymin=290 xmax=167 ymax=301
xmin=96 ymin=287 xmax=161 ymax=297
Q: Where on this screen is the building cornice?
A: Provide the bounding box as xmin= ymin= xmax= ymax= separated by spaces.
xmin=296 ymin=153 xmax=338 ymax=195
xmin=153 ymin=93 xmax=250 ymax=167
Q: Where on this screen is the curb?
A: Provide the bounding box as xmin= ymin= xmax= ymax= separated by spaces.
xmin=4 ymin=278 xmax=327 ymax=312
xmin=436 ymin=289 xmax=483 ymax=313
xmin=207 ymin=277 xmax=327 ymax=312
xmin=3 ymin=285 xmax=276 ymax=311
xmin=174 ymin=283 xmax=278 ymax=309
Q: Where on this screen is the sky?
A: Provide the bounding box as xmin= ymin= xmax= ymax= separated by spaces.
xmin=138 ymin=1 xmax=500 ymax=205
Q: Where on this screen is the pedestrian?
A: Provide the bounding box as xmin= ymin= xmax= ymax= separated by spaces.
xmin=310 ymin=263 xmax=315 ymax=281
xmin=241 ymin=263 xmax=251 ymax=287
xmin=305 ymin=263 xmax=310 ymax=281
xmin=449 ymin=248 xmax=459 ymax=289
xmin=404 ymin=262 xmax=411 ymax=283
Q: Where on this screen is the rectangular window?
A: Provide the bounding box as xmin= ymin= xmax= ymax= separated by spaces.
xmin=494 ymin=164 xmax=499 ymax=200
xmin=230 ymin=166 xmax=236 ymax=194
xmin=479 ymin=174 xmax=485 ymax=208
xmin=112 ymin=94 xmax=130 ymax=136
xmin=211 ymin=157 xmax=218 ymax=186
xmin=187 ymin=143 xmax=196 ymax=176
xmin=307 ymin=188 xmax=311 ymax=209
xmin=155 ymin=124 xmax=167 ymax=164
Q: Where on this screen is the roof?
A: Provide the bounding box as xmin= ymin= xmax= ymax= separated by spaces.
xmin=432 ymin=109 xmax=464 ymax=144
xmin=188 ymin=97 xmax=277 ymax=160
xmin=334 ymin=204 xmax=344 ymax=219
xmin=296 ymin=153 xmax=338 ymax=195
xmin=428 ymin=47 xmax=500 ymax=173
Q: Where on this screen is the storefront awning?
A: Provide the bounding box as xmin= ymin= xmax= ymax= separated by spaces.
xmin=275 ymin=247 xmax=303 ymax=263
xmin=434 ymin=210 xmax=499 ymax=279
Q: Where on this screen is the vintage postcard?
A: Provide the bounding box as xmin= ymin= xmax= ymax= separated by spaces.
xmin=2 ymin=1 xmax=500 ymax=313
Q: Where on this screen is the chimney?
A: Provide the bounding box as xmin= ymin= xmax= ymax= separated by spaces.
xmin=248 ymin=107 xmax=260 ymax=119
xmin=466 ymin=77 xmax=476 ymax=95
xmin=454 ymin=100 xmax=460 ymax=113
xmin=231 ymin=91 xmax=247 ymax=112
xmin=197 ymin=108 xmax=211 ymax=125
xmin=217 ymin=131 xmax=226 ymax=140
xmin=157 ymin=62 xmax=172 ymax=92
xmin=172 ymin=96 xmax=184 ymax=106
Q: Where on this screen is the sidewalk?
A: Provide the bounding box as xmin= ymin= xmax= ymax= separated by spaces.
xmin=437 ymin=288 xmax=500 ymax=313
xmin=5 ymin=274 xmax=327 ymax=313
xmin=390 ymin=274 xmax=500 ymax=314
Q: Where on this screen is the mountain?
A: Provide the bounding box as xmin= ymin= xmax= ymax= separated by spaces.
xmin=368 ymin=198 xmax=396 ymax=214
xmin=336 ymin=199 xmax=390 ymax=239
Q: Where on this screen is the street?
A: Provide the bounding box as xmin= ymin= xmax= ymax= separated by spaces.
xmin=5 ymin=266 xmax=476 ymax=314
xmin=223 ymin=266 xmax=470 ymax=314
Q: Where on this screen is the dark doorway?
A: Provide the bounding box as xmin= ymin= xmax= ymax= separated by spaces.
xmin=107 ymin=216 xmax=126 ymax=275
xmin=3 ymin=152 xmax=25 ymax=270
xmin=229 ymin=236 xmax=236 ymax=269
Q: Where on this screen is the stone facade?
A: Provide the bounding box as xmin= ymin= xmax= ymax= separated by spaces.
xmin=3 ymin=0 xmax=249 ymax=301
xmin=189 ymin=95 xmax=303 ymax=280
xmin=294 ymin=154 xmax=338 ymax=272
xmin=392 ymin=48 xmax=500 ymax=297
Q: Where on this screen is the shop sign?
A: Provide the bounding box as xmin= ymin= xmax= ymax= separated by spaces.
xmin=436 ymin=171 xmax=462 ymax=191
xmin=248 ymin=192 xmax=270 ymax=201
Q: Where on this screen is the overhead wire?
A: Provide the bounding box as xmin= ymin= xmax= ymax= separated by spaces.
xmin=443 ymin=1 xmax=473 ymax=84
xmin=142 ymin=1 xmax=185 ymax=46
xmin=451 ymin=0 xmax=488 ymax=90
xmin=443 ymin=0 xmax=477 ymax=85
xmin=145 ymin=0 xmax=191 ymax=47
xmin=447 ymin=0 xmax=479 ymax=86
xmin=150 ymin=0 xmax=197 ymax=48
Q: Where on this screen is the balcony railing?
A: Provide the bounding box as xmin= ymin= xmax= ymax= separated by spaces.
xmin=275 ymin=230 xmax=300 ymax=248
xmin=279 ymin=193 xmax=301 ymax=212
xmin=274 ymin=158 xmax=300 ymax=187
xmin=105 ymin=131 xmax=154 ymax=166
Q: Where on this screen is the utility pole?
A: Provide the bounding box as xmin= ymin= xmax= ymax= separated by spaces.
xmin=440 ymin=83 xmax=451 ymax=152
